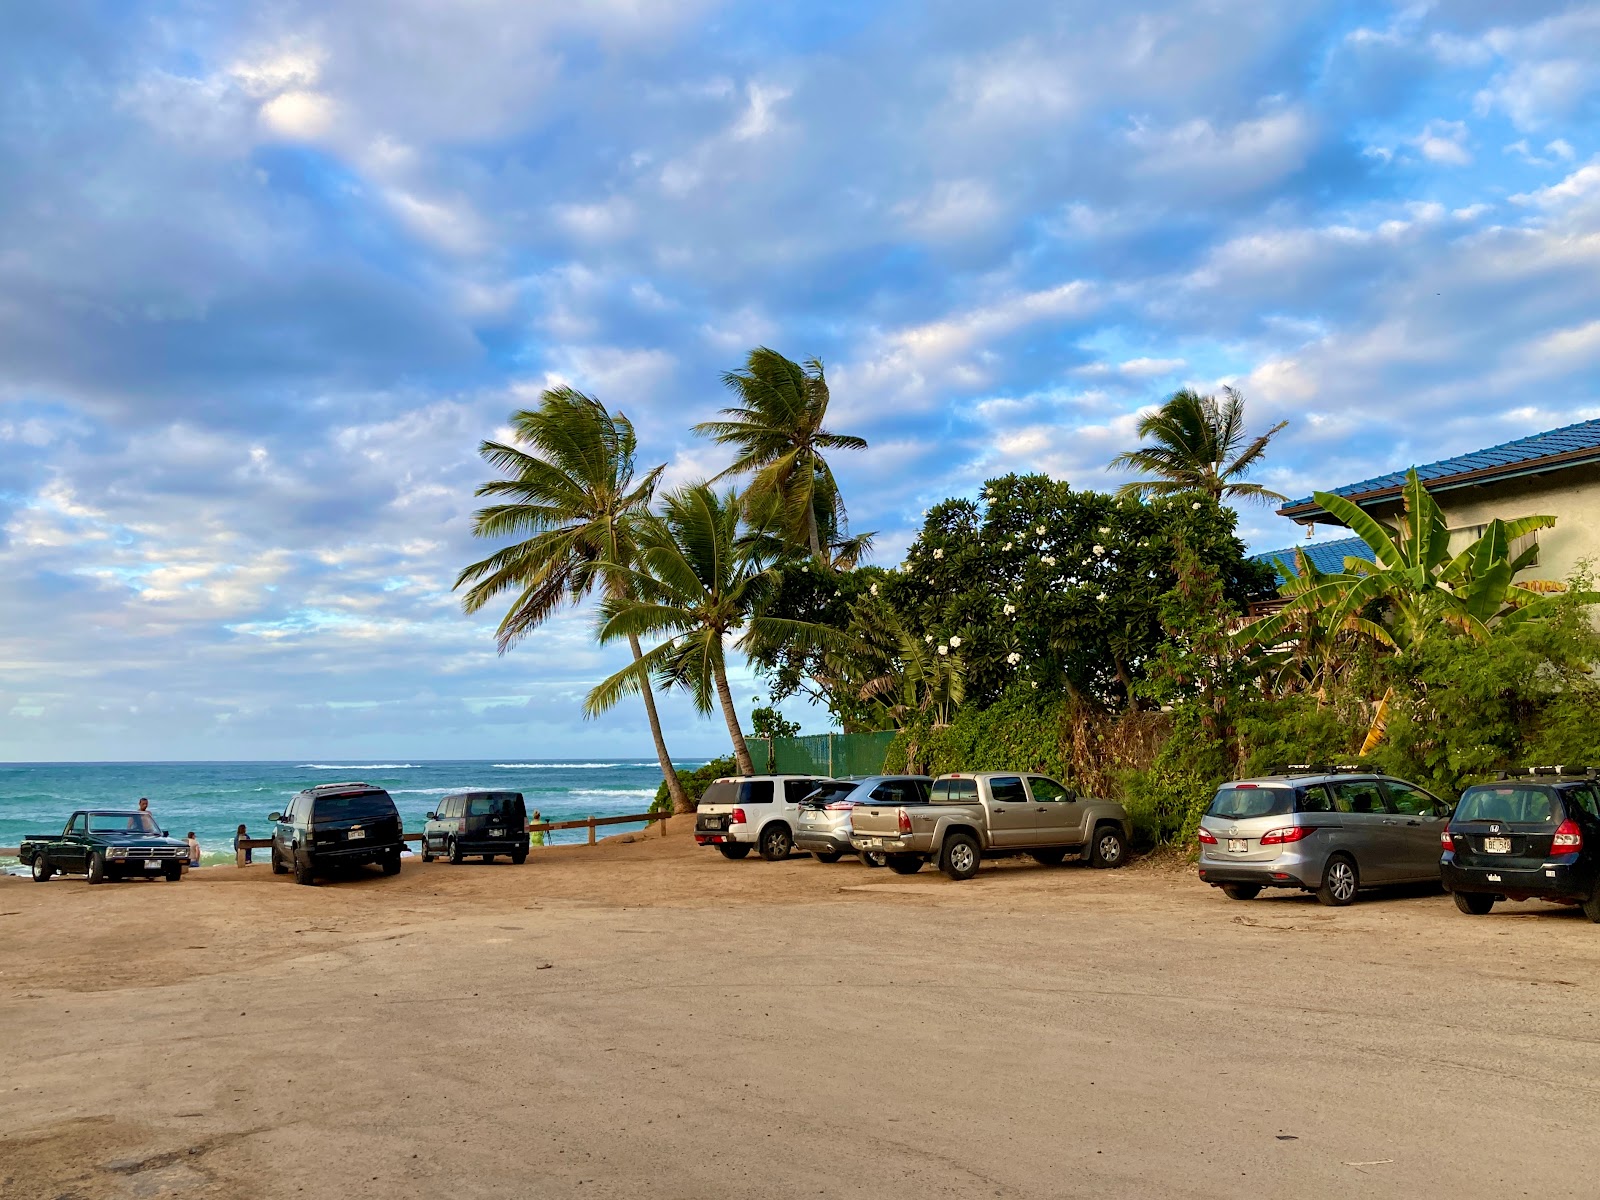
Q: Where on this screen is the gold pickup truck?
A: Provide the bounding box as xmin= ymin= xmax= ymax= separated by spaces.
xmin=849 ymin=772 xmax=1132 ymax=880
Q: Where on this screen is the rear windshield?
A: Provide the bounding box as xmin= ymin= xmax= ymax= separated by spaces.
xmin=312 ymin=792 xmax=396 ymax=823
xmin=804 ymin=782 xmax=859 ymax=806
xmin=700 ymin=780 xmax=774 ymax=807
xmin=1208 ymin=785 xmax=1296 ymax=820
xmin=1455 ymin=786 xmax=1560 ymax=825
xmin=931 ymin=778 xmax=978 ymax=804
xmin=465 ymin=793 xmax=523 ymax=818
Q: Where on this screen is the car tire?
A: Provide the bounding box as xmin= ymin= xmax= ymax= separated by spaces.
xmin=1221 ymin=883 xmax=1261 ymax=901
xmin=814 ymin=851 xmax=842 ymax=864
xmin=270 ymin=847 xmax=288 ymax=875
xmin=716 ymin=843 xmax=752 ymax=860
xmin=939 ymin=834 xmax=982 ymax=881
xmin=511 ymin=850 xmax=527 ymax=865
xmin=164 ymin=863 xmax=183 ymax=882
xmin=85 ymin=851 xmax=106 ymax=885
xmin=448 ymin=838 xmax=463 ymax=865
xmin=758 ymin=824 xmax=792 ymax=862
xmin=420 ymin=843 xmax=434 ymax=863
xmin=886 ymin=854 xmax=923 ymax=875
xmin=1455 ymin=891 xmax=1495 ymax=916
xmin=31 ymin=857 xmax=52 ymax=882
xmin=1030 ymin=848 xmax=1068 ymax=866
xmin=1582 ymin=892 xmax=1600 ymax=923
xmin=294 ymin=853 xmax=316 ymax=886
xmin=1316 ymin=854 xmax=1359 ymax=907
xmin=1090 ymin=825 xmax=1126 ymax=869
xmin=860 ymin=851 xmax=887 ymax=869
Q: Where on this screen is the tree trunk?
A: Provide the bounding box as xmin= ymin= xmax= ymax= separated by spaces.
xmin=805 ymin=451 xmax=825 ymax=562
xmin=713 ymin=659 xmax=756 ymax=776
xmin=629 ymin=632 xmax=691 ymax=814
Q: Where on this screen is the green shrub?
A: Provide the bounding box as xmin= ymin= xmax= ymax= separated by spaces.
xmin=650 ymin=757 xmax=738 ymax=813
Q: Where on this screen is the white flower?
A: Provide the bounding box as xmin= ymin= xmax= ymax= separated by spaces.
xmin=1003 ymin=603 xmax=1015 ymax=615
xmin=950 ymin=636 xmax=962 ymax=648
xmin=1036 ymin=525 xmax=1046 ymax=535
xmin=925 ymin=635 xmax=934 ymax=643
xmin=1096 ymin=592 xmax=1107 ymax=601
xmin=1042 ymin=555 xmax=1056 ymax=566
xmin=1191 ymin=502 xmax=1202 ymax=510
xmin=869 ymin=583 xmax=878 ymax=596
xmin=1006 ymin=651 xmax=1021 ymax=665
xmin=1002 ymin=542 xmax=1013 ymax=551
xmin=1092 ymin=544 xmax=1105 ymax=556
xmin=1031 ymin=681 xmax=1039 ymax=689
xmin=933 ymin=547 xmax=944 ymax=559
xmin=938 ymin=644 xmax=949 ymax=656
xmin=1097 ymin=526 xmax=1109 ymax=534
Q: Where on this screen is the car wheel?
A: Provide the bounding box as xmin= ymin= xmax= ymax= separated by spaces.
xmin=1316 ymin=854 xmax=1359 ymax=907
xmin=886 ymin=854 xmax=923 ymax=875
xmin=814 ymin=851 xmax=842 ymax=863
xmin=1221 ymin=883 xmax=1261 ymax=901
xmin=270 ymin=848 xmax=288 ymax=875
xmin=30 ymin=857 xmax=53 ymax=882
xmin=1030 ymin=848 xmax=1067 ymax=866
xmin=1455 ymin=891 xmax=1495 ymax=916
xmin=294 ymin=853 xmax=316 ymax=886
xmin=1090 ymin=825 xmax=1126 ymax=869
xmin=511 ymin=850 xmax=527 ymax=865
xmin=1582 ymin=892 xmax=1600 ymax=923
xmin=448 ymin=838 xmax=463 ymax=865
xmin=939 ymin=834 xmax=981 ymax=881
xmin=716 ymin=843 xmax=752 ymax=860
xmin=758 ymin=824 xmax=792 ymax=862
xmin=860 ymin=851 xmax=887 ymax=869
xmin=85 ymin=852 xmax=106 ymax=885
xmin=420 ymin=842 xmax=434 ymax=863
xmin=164 ymin=863 xmax=183 ymax=882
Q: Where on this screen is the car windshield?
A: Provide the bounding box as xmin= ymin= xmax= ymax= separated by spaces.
xmin=87 ymin=812 xmax=160 ymax=835
xmin=1207 ymin=785 xmax=1295 ymax=820
xmin=804 ymin=783 xmax=860 ymax=806
xmin=465 ymin=794 xmax=519 ymax=818
xmin=1455 ymin=786 xmax=1559 ymax=825
xmin=311 ymin=792 xmax=396 ymax=823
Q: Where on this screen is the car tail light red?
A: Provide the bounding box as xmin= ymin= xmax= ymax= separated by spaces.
xmin=1441 ymin=829 xmax=1455 ymax=850
xmin=731 ymin=808 xmax=747 ymax=825
xmin=1260 ymin=826 xmax=1312 ymax=845
xmin=1552 ymin=819 xmax=1582 ymax=853
xmin=897 ymin=808 xmax=913 ymax=834
xmin=825 ymin=801 xmax=855 ymax=811
xmin=1196 ymin=827 xmax=1217 ymax=844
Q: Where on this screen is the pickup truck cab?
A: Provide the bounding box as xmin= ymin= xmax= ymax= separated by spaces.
xmin=693 ymin=775 xmax=833 ymax=861
xmin=849 ymin=772 xmax=1132 ymax=880
xmin=20 ymin=811 xmax=188 ymax=884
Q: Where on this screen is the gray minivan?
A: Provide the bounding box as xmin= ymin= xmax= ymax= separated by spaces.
xmin=1196 ymin=771 xmax=1450 ymax=906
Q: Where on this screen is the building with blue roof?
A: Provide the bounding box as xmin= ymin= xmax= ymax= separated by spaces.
xmin=1277 ymin=417 xmax=1600 ymax=585
xmin=1250 ymin=536 xmax=1376 ymax=587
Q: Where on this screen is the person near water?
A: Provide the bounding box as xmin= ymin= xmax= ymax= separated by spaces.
xmin=233 ymin=824 xmax=251 ymax=865
xmin=186 ymin=832 xmax=201 ymax=867
xmin=137 ymin=797 xmax=149 ymax=813
xmin=530 ymin=810 xmax=545 ymax=848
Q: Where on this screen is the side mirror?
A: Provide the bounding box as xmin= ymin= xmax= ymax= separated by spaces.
xmin=425 ymin=812 xmax=436 ymax=821
xmin=268 ymin=812 xmax=283 ymax=823
xmin=162 ymin=830 xmax=170 ymax=838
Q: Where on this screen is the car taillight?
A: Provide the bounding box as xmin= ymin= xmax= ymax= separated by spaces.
xmin=1552 ymin=819 xmax=1582 ymax=853
xmin=1196 ymin=827 xmax=1217 ymax=845
xmin=731 ymin=808 xmax=747 ymax=825
xmin=825 ymin=801 xmax=855 ymax=811
xmin=897 ymin=808 xmax=913 ymax=835
xmin=1441 ymin=829 xmax=1455 ymax=850
xmin=1260 ymin=826 xmax=1312 ymax=845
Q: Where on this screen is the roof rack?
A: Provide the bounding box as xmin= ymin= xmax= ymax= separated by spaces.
xmin=1496 ymin=765 xmax=1600 ymax=780
xmin=1272 ymin=762 xmax=1374 ymax=777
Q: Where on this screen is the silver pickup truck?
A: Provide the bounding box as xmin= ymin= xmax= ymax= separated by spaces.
xmin=849 ymin=772 xmax=1132 ymax=880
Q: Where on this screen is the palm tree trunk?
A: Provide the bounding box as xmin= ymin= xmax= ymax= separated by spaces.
xmin=712 ymin=659 xmax=756 ymax=776
xmin=805 ymin=451 xmax=824 ymax=562
xmin=629 ymin=631 xmax=691 ymax=813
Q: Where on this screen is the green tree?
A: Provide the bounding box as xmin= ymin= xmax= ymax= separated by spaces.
xmin=455 ymin=388 xmax=691 ymax=813
xmin=584 ymin=483 xmax=849 ymax=775
xmin=694 ymin=347 xmax=869 ymax=562
xmin=1111 ymin=386 xmax=1288 ymax=504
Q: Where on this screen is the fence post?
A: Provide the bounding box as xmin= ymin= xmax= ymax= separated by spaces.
xmin=236 ymin=844 xmax=246 ymax=868
xmin=587 ymin=816 xmax=596 ymax=845
xmin=828 ymin=734 xmax=836 ymax=778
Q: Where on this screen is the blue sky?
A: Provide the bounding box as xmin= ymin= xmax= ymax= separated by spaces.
xmin=2 ymin=0 xmax=1599 ymax=760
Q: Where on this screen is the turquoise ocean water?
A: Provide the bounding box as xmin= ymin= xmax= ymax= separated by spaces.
xmin=0 ymin=760 xmax=683 ymax=872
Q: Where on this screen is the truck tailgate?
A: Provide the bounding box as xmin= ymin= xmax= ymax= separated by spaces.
xmin=848 ymin=806 xmax=904 ymax=837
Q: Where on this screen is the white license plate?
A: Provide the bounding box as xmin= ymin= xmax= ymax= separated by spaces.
xmin=862 ymin=838 xmax=883 ymax=849
xmin=348 ymin=829 xmax=366 ymax=840
xmin=1484 ymin=836 xmax=1512 ymax=854
xmin=1227 ymin=839 xmax=1248 ymax=854
xmin=144 ymin=859 xmax=160 ymax=869
xmin=490 ymin=829 xmax=505 ymax=837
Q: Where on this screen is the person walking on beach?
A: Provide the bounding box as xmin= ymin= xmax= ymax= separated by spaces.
xmin=233 ymin=824 xmax=252 ymax=865
xmin=186 ymin=832 xmax=201 ymax=868
xmin=530 ymin=811 xmax=545 ymax=848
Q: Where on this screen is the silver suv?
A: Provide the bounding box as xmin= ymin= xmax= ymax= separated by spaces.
xmin=1197 ymin=770 xmax=1450 ymax=906
xmin=794 ymin=776 xmax=931 ymax=865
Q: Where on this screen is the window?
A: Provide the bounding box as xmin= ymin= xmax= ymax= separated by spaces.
xmin=466 ymin=794 xmax=516 ymax=817
xmin=931 ymin=778 xmax=978 ymax=804
xmin=1383 ymin=781 xmax=1443 ymax=817
xmin=784 ymin=779 xmax=819 ymax=804
xmin=66 ymin=813 xmax=84 ymax=834
xmin=1332 ymin=781 xmax=1389 ymax=815
xmin=1565 ymin=785 xmax=1600 ymax=819
xmin=1297 ymin=786 xmax=1333 ymax=813
xmin=1456 ymin=786 xmax=1555 ymax=825
xmin=312 ymin=792 xmax=396 ymax=823
xmin=1207 ymin=785 xmax=1294 ymax=820
xmin=871 ymin=780 xmax=926 ymax=806
xmin=1028 ymin=777 xmax=1072 ymax=804
xmin=806 ymin=782 xmax=859 ymax=806
xmin=908 ymin=779 xmax=931 ymax=804
xmin=989 ymin=777 xmax=1027 ymax=804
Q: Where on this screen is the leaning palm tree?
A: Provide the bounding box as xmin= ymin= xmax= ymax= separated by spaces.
xmin=455 ymin=387 xmax=691 ymax=813
xmin=693 ymin=347 xmax=869 ymax=562
xmin=1112 ymin=386 xmax=1288 ymax=504
xmin=584 ymin=484 xmax=850 ymax=776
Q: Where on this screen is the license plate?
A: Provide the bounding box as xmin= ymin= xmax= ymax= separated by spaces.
xmin=145 ymin=859 xmax=160 ymax=869
xmin=862 ymin=838 xmax=883 ymax=849
xmin=490 ymin=829 xmax=505 ymax=837
xmin=1484 ymin=836 xmax=1512 ymax=854
xmin=348 ymin=829 xmax=366 ymax=840
xmin=1227 ymin=839 xmax=1248 ymax=854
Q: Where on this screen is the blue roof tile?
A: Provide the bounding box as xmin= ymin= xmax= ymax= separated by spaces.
xmin=1251 ymin=536 xmax=1375 ymax=586
xmin=1280 ymin=417 xmax=1600 ymax=514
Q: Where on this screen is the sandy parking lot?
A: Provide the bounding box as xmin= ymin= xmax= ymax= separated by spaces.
xmin=3 ymin=817 xmax=1599 ymax=1200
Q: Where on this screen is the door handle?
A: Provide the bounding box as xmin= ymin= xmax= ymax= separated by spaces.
xmin=1036 ymin=807 xmax=1047 ymax=813
xmin=1406 ymin=820 xmax=1420 ymax=826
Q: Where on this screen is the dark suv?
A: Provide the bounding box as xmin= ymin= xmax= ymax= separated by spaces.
xmin=269 ymin=781 xmax=404 ymax=886
xmin=421 ymin=791 xmax=529 ymax=864
xmin=1442 ymin=767 xmax=1600 ymax=920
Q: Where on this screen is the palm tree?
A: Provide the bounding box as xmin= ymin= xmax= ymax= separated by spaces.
xmin=455 ymin=387 xmax=691 ymax=813
xmin=693 ymin=347 xmax=869 ymax=562
xmin=584 ymin=484 xmax=850 ymax=775
xmin=1112 ymin=386 xmax=1288 ymax=504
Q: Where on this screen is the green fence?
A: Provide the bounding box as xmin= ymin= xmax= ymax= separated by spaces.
xmin=768 ymin=731 xmax=898 ymax=778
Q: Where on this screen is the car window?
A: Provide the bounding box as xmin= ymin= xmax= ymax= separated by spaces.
xmin=807 ymin=782 xmax=859 ymax=806
xmin=312 ymin=792 xmax=396 ymax=823
xmin=1028 ymin=777 xmax=1071 ymax=803
xmin=66 ymin=813 xmax=84 ymax=834
xmin=784 ymin=780 xmax=818 ymax=804
xmin=931 ymin=778 xmax=978 ymax=803
xmin=1297 ymin=785 xmax=1333 ymax=813
xmin=1332 ymin=780 xmax=1389 ymax=815
xmin=1208 ymin=785 xmax=1295 ymax=819
xmin=909 ymin=780 xmax=931 ymax=803
xmin=989 ymin=777 xmax=1026 ymax=804
xmin=466 ymin=794 xmax=514 ymax=817
xmin=1456 ymin=786 xmax=1556 ymax=825
xmin=1566 ymin=784 xmax=1600 ymax=818
xmin=873 ymin=780 xmax=926 ymax=805
xmin=1383 ymin=781 xmax=1442 ymax=817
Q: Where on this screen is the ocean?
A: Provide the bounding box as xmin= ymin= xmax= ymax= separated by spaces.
xmin=0 ymin=760 xmax=687 ymax=872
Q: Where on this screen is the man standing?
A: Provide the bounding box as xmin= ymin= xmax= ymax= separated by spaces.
xmin=138 ymin=798 xmax=150 ymax=814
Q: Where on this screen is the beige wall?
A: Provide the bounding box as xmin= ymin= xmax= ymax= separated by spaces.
xmin=1348 ymin=461 xmax=1600 ymax=586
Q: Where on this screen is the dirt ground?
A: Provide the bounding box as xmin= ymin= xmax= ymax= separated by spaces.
xmin=3 ymin=817 xmax=1599 ymax=1200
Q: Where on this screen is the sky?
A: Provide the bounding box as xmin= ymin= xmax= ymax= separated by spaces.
xmin=2 ymin=1 xmax=1599 ymax=761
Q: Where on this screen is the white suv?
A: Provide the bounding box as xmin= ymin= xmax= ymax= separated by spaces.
xmin=693 ymin=775 xmax=833 ymax=860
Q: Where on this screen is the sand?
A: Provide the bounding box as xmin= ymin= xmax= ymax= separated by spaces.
xmin=3 ymin=815 xmax=1599 ymax=1199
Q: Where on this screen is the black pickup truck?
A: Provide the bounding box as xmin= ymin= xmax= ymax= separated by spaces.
xmin=19 ymin=810 xmax=189 ymax=883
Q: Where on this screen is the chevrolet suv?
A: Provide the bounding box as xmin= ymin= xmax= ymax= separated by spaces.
xmin=1442 ymin=767 xmax=1600 ymax=920
xmin=269 ymin=781 xmax=404 ymax=886
xmin=1197 ymin=769 xmax=1450 ymax=906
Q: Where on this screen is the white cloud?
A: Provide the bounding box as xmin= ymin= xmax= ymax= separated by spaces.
xmin=1414 ymin=120 xmax=1471 ymax=166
